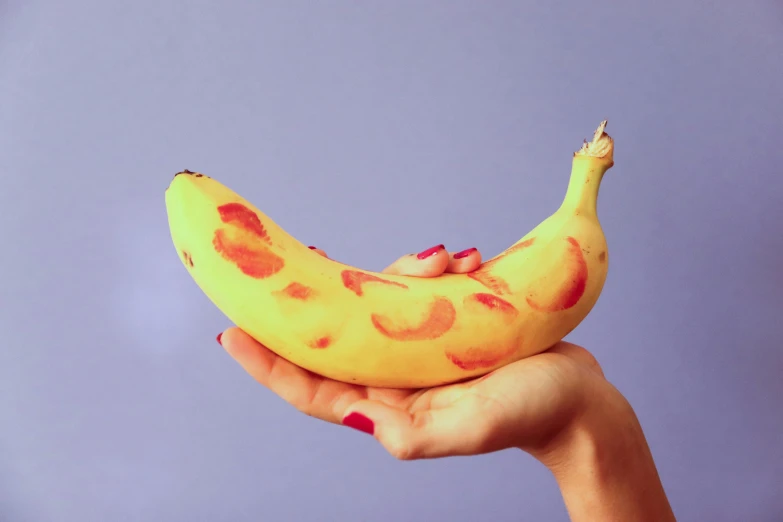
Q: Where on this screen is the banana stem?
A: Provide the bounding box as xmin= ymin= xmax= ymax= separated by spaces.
xmin=559 ymin=121 xmax=615 ymax=216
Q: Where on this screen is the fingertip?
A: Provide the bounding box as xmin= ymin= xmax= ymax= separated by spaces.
xmin=308 ymin=246 xmax=329 ymax=258
xmin=446 ymin=247 xmax=482 ymax=273
xmin=342 ymin=411 xmax=375 ymax=436
xmin=382 ymin=245 xmax=450 ymax=277
xmin=218 ymin=327 xmax=264 ymax=357
xmin=215 ymin=327 xmax=238 ymax=352
xmin=217 ymin=326 xmax=242 ymax=344
xmin=453 ymin=247 xmax=478 ymax=260
xmin=345 ymin=400 xmax=478 ymax=460
xmin=416 ymin=244 xmax=445 ymax=261
xmin=342 ymin=401 xmax=418 ymax=458
xmin=411 ymin=244 xmax=450 ymax=275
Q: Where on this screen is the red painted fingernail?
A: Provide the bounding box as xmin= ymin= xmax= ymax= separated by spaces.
xmin=416 ymin=244 xmax=445 ymax=260
xmin=454 ymin=247 xmax=477 ymax=259
xmin=216 ymin=333 xmax=223 ymax=345
xmin=342 ymin=411 xmax=375 ymax=435
xmin=308 ymin=245 xmax=317 ymax=250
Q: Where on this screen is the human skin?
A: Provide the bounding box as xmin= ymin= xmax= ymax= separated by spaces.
xmin=217 ymin=244 xmax=676 ymax=522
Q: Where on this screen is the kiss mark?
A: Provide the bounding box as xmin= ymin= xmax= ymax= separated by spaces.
xmin=213 ymin=231 xmax=285 ymax=278
xmin=277 ymin=282 xmax=314 ymax=300
xmin=309 ymin=336 xmax=332 ymax=349
xmin=218 ymin=203 xmax=271 ymax=242
xmin=466 ymin=293 xmax=518 ymax=316
xmin=371 ymin=297 xmax=456 ymax=341
xmin=526 ymin=236 xmax=588 ymax=312
xmin=448 ymin=294 xmax=520 ymax=369
xmin=508 ymin=237 xmax=536 ymax=253
xmin=212 ymin=203 xmax=284 ymax=279
xmin=467 ymin=238 xmax=536 ymax=295
xmin=341 ymin=270 xmax=408 ymax=297
xmin=445 ymin=342 xmax=518 ymax=371
xmin=467 ymin=272 xmax=511 ymax=295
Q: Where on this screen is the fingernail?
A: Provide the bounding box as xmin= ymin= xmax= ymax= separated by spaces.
xmin=342 ymin=411 xmax=375 ymax=435
xmin=308 ymin=245 xmax=317 ymax=250
xmin=454 ymin=247 xmax=477 ymax=259
xmin=416 ymin=244 xmax=445 ymax=260
xmin=216 ymin=333 xmax=223 ymax=345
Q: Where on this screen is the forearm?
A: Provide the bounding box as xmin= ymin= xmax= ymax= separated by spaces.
xmin=536 ymin=390 xmax=676 ymax=521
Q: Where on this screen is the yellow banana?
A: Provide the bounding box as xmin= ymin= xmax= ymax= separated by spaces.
xmin=165 ymin=121 xmax=615 ymax=388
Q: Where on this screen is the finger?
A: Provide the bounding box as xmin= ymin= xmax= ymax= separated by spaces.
xmin=307 ymin=245 xmax=329 ymax=258
xmin=547 ymin=341 xmax=605 ymax=377
xmin=341 ymin=395 xmax=498 ymax=460
xmin=217 ymin=327 xmax=364 ymax=421
xmin=218 ymin=327 xmax=321 ymax=408
xmin=445 ymin=247 xmax=482 ymax=273
xmin=381 ymin=244 xmax=450 ymax=277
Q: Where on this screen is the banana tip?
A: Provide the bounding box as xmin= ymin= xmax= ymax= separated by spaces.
xmin=173 ymin=169 xmax=209 ymax=179
xmin=574 ymin=120 xmax=614 ymax=162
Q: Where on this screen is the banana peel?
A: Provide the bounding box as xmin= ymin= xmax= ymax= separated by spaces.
xmin=165 ymin=121 xmax=615 ymax=388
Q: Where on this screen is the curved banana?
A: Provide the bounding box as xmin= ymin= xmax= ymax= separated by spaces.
xmin=165 ymin=121 xmax=615 ymax=388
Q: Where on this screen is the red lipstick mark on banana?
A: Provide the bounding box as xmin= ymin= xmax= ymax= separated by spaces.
xmin=445 ymin=292 xmax=520 ymax=370
xmin=341 ymin=270 xmax=408 ymax=296
xmin=468 ymin=293 xmax=518 ymax=316
xmin=445 ymin=343 xmax=519 ymax=371
xmin=468 ymin=238 xmax=536 ymax=295
xmin=526 ymin=236 xmax=588 ymax=312
xmin=277 ymin=282 xmax=315 ymax=300
xmin=308 ymin=336 xmax=332 ymax=349
xmin=212 ymin=203 xmax=285 ymax=278
xmin=371 ymin=297 xmax=456 ymax=341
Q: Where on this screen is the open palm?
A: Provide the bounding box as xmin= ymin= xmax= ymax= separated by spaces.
xmin=218 ymin=244 xmax=607 ymax=460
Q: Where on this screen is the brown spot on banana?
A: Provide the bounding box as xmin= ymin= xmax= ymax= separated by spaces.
xmin=181 ymin=250 xmax=194 ymax=268
xmin=371 ymin=296 xmax=456 ymax=341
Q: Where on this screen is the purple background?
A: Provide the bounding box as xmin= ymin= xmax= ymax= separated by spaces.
xmin=2 ymin=1 xmax=782 ymax=521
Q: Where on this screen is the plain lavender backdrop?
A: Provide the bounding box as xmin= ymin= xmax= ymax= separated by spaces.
xmin=1 ymin=1 xmax=781 ymax=521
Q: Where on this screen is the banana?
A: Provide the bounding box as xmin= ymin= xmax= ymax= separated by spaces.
xmin=165 ymin=121 xmax=615 ymax=388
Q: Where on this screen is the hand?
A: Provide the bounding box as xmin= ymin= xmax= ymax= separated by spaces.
xmin=216 ymin=244 xmax=609 ymax=461
xmin=217 ymin=244 xmax=676 ymax=521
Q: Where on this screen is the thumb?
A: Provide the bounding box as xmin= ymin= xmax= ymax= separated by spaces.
xmin=341 ymin=397 xmax=495 ymax=460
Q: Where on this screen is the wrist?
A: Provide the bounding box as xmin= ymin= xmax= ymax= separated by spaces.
xmin=528 ymin=381 xmax=676 ymax=522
